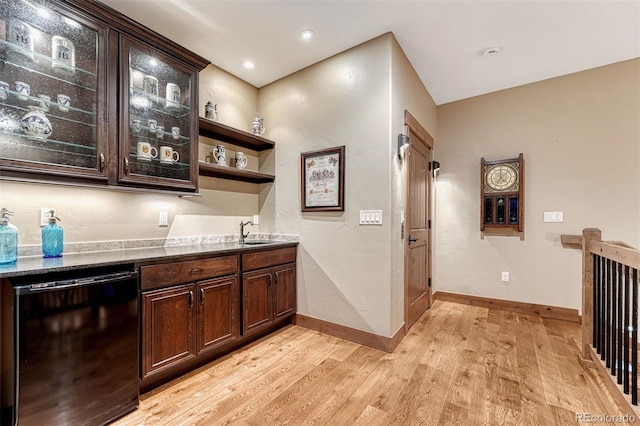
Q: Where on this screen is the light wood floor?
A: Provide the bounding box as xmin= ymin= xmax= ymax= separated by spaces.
xmin=113 ymin=300 xmax=634 ymax=425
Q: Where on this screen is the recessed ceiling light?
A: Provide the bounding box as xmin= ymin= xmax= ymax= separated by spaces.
xmin=243 ymin=61 xmax=255 ymax=70
xmin=482 ymin=45 xmax=501 ymax=57
xmin=300 ymin=29 xmax=315 ymax=41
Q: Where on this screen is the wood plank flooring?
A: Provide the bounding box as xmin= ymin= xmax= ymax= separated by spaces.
xmin=113 ymin=301 xmax=635 ymax=425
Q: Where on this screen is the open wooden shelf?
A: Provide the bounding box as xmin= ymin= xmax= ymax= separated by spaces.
xmin=198 ymin=118 xmax=275 ymax=151
xmin=198 ymin=162 xmax=275 ymax=184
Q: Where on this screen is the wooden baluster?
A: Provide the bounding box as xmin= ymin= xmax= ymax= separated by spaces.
xmin=632 ymin=267 xmax=638 ymax=405
xmin=624 ymin=265 xmax=630 ymax=395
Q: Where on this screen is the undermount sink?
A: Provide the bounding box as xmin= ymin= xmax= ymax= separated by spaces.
xmin=241 ymin=241 xmax=271 ymax=245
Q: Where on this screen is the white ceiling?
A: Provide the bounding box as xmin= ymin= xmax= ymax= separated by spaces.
xmin=99 ymin=0 xmax=640 ymax=105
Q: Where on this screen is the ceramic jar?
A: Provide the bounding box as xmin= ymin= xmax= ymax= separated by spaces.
xmin=20 ymin=106 xmax=52 ymax=139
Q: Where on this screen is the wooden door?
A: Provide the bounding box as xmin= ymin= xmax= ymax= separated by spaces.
xmin=142 ymin=283 xmax=196 ymax=378
xmin=242 ymin=269 xmax=273 ymax=335
xmin=197 ymin=276 xmax=239 ymax=355
xmin=273 ymin=264 xmax=297 ymax=320
xmin=404 ymin=111 xmax=434 ymax=330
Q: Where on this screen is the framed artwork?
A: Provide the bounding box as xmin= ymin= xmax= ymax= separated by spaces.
xmin=301 ymin=146 xmax=345 ymax=212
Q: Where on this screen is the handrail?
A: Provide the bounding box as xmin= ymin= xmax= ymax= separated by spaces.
xmin=590 ymin=241 xmax=640 ymax=270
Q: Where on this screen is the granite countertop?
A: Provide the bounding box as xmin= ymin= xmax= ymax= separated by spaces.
xmin=0 ymin=240 xmax=298 ymax=279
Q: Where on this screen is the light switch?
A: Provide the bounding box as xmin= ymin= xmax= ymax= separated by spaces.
xmin=543 ymin=211 xmax=563 ymax=223
xmin=359 ymin=210 xmax=383 ymax=225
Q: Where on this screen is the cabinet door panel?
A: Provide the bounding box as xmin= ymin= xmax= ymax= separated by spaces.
xmin=142 ymin=283 xmax=196 ymax=378
xmin=0 ymin=0 xmax=108 ymax=180
xmin=274 ymin=264 xmax=296 ymax=320
xmin=198 ymin=276 xmax=239 ymax=354
xmin=118 ymin=35 xmax=198 ymax=190
xmin=242 ymin=270 xmax=272 ymax=335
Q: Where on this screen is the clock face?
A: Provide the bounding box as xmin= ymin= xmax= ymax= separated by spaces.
xmin=485 ymin=164 xmax=518 ymax=191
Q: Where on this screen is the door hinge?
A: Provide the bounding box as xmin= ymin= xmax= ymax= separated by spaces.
xmin=428 ymin=220 xmax=432 ymax=229
xmin=401 ymin=223 xmax=404 ymax=239
xmin=428 ymin=277 xmax=432 ymax=288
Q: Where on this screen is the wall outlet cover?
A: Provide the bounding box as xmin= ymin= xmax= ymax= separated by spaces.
xmin=40 ymin=208 xmax=56 ymax=227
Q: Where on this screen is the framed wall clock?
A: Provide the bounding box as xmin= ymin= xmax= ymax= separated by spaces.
xmin=481 ymin=153 xmax=524 ymax=232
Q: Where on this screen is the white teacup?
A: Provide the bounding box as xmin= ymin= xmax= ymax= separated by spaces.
xmin=147 ymin=119 xmax=157 ymax=134
xmin=160 ymin=146 xmax=179 ymax=164
xmin=137 ymin=141 xmax=157 ymax=161
xmin=130 ymin=119 xmax=142 ymax=134
xmin=38 ymin=94 xmax=51 ymax=112
xmin=156 ymin=126 xmax=164 ymax=140
xmin=57 ymin=94 xmax=71 ymax=111
xmin=15 ymin=81 xmax=30 ymax=101
xmin=234 ymin=152 xmax=247 ymax=169
xmin=171 ymin=126 xmax=180 ymax=140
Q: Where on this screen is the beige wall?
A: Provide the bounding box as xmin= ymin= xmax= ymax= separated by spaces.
xmin=258 ymin=33 xmax=437 ymax=337
xmin=2 ymin=64 xmax=262 ymax=247
xmin=390 ymin=38 xmax=438 ymax=332
xmin=435 ymin=59 xmax=640 ymax=313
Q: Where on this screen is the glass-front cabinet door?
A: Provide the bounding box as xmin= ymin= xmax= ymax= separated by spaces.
xmin=0 ymin=0 xmax=107 ymax=179
xmin=119 ymin=36 xmax=197 ymax=191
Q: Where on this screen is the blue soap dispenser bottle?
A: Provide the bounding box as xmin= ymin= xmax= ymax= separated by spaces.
xmin=0 ymin=209 xmax=18 ymax=265
xmin=42 ymin=210 xmax=63 ymax=258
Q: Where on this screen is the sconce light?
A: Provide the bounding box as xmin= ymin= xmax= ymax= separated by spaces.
xmin=429 ymin=160 xmax=441 ymax=177
xmin=397 ymin=134 xmax=409 ymax=159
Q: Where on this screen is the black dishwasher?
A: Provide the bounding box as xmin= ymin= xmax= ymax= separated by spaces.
xmin=6 ymin=266 xmax=139 ymax=425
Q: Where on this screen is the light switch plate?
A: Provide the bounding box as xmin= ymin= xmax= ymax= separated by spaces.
xmin=359 ymin=210 xmax=383 ymax=225
xmin=543 ymin=211 xmax=564 ymax=223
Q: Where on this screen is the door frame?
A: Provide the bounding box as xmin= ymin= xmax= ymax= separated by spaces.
xmin=403 ymin=110 xmax=435 ymax=332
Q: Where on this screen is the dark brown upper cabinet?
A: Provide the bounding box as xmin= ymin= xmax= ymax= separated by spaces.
xmin=0 ymin=0 xmax=209 ymax=192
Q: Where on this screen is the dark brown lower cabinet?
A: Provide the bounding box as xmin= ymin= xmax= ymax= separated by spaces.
xmin=140 ymin=245 xmax=297 ymax=390
xmin=198 ymin=276 xmax=239 ymax=355
xmin=142 ymin=283 xmax=196 ymax=377
xmin=243 ymin=263 xmax=296 ymax=336
xmin=142 ymin=276 xmax=239 ymax=379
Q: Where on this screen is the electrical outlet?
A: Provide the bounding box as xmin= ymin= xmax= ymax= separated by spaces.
xmin=40 ymin=208 xmax=56 ymax=227
xmin=158 ymin=211 xmax=168 ymax=227
xmin=252 ymin=214 xmax=259 ymax=225
xmin=501 ymin=271 xmax=510 ymax=282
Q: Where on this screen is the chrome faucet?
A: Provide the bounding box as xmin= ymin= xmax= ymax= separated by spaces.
xmin=239 ymin=220 xmax=253 ymax=243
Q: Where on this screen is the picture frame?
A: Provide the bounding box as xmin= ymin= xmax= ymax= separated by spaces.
xmin=301 ymin=146 xmax=345 ymax=212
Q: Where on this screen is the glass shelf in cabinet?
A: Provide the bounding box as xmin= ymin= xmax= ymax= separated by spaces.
xmin=128 ymin=155 xmax=190 ymax=169
xmin=129 ymin=87 xmax=189 ymax=118
xmin=1 ymin=92 xmax=97 ymax=120
xmin=1 ymin=41 xmax=98 ymax=92
xmin=129 ymin=132 xmax=190 ymax=147
xmin=0 ymin=129 xmax=97 ymax=153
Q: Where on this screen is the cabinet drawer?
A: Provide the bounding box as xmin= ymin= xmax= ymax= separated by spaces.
xmin=141 ymin=255 xmax=238 ymax=290
xmin=241 ymin=247 xmax=297 ymax=272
